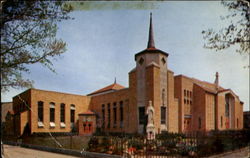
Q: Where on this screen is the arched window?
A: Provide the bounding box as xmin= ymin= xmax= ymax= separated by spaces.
xmin=38 ymin=101 xmax=44 ymax=122
xmin=237 ymin=118 xmax=239 ymax=128
xmin=221 ymin=116 xmax=223 ymax=128
xmin=161 ymin=106 xmax=166 ymax=124
xmin=225 ymin=94 xmax=230 ymax=117
xmin=102 ymin=104 xmax=105 ymax=128
xmin=89 ymin=124 xmax=92 ymax=131
xmin=50 ymin=102 xmax=55 ymax=127
xmin=198 ymin=117 xmax=201 ymax=129
xmin=120 ymin=101 xmax=124 ymax=128
xmin=38 ymin=101 xmax=44 ymax=128
xmin=60 ymin=103 xmax=65 ymax=123
xmin=113 ymin=102 xmax=117 ymax=127
xmin=50 ymin=102 xmax=55 ymax=122
xmin=107 ymin=103 xmax=111 ymax=128
xmin=83 ymin=123 xmax=86 ymax=131
xmin=70 ymin=104 xmax=75 ymax=123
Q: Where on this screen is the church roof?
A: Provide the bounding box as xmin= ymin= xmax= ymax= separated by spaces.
xmin=194 ymin=83 xmax=217 ymax=94
xmin=135 ymin=48 xmax=169 ymax=60
xmin=87 ymin=82 xmax=125 ymax=96
xmin=190 ymin=77 xmax=224 ymax=92
xmin=175 ymin=74 xmax=224 ymax=93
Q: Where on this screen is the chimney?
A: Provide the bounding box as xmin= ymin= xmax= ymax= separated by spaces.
xmin=214 ymin=72 xmax=219 ymax=90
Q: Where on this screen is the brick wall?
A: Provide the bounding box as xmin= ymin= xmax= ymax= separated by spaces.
xmin=205 ymin=93 xmax=215 ymax=131
xmin=30 ymin=89 xmax=90 ymax=134
xmin=90 ymin=88 xmax=132 ymax=133
xmin=167 ymin=71 xmax=179 ymax=133
xmin=146 ymin=63 xmax=161 ymax=134
xmin=174 ymin=75 xmax=194 ymax=133
xmin=174 ymin=76 xmax=183 ymax=132
xmin=192 ymin=84 xmax=206 ymax=131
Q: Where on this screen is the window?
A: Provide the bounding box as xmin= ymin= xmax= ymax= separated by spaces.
xmin=38 ymin=101 xmax=44 ymax=122
xmin=120 ymin=101 xmax=124 ymax=128
xmin=225 ymin=94 xmax=230 ymax=117
xmin=83 ymin=123 xmax=86 ymax=131
xmin=70 ymin=104 xmax=75 ymax=123
xmin=184 ymin=90 xmax=187 ymax=96
xmin=102 ymin=104 xmax=105 ymax=128
xmin=113 ymin=102 xmax=117 ymax=127
xmin=237 ymin=118 xmax=239 ymax=128
xmin=60 ymin=103 xmax=65 ymax=123
xmin=89 ymin=124 xmax=92 ymax=131
xmin=162 ymin=89 xmax=165 ymax=106
xmin=221 ymin=116 xmax=223 ymax=128
xmin=184 ymin=99 xmax=187 ymax=104
xmin=108 ymin=103 xmax=111 ymax=128
xmin=198 ymin=117 xmax=201 ymax=129
xmin=139 ymin=107 xmax=146 ymax=125
xmin=161 ymin=57 xmax=166 ymax=65
xmin=161 ymin=107 xmax=166 ymax=124
xmin=50 ymin=102 xmax=55 ymax=122
xmin=60 ymin=103 xmax=65 ymax=128
xmin=190 ymin=100 xmax=192 ymax=105
xmin=50 ymin=102 xmax=55 ymax=127
xmin=139 ymin=57 xmax=144 ymax=65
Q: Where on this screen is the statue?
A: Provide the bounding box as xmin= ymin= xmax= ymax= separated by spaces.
xmin=146 ymin=100 xmax=155 ymax=140
xmin=147 ymin=101 xmax=154 ymax=125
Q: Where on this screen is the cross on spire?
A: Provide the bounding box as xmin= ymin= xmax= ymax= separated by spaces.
xmin=147 ymin=13 xmax=155 ymax=49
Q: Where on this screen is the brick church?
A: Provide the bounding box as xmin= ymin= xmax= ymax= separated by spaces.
xmin=10 ymin=14 xmax=243 ymax=136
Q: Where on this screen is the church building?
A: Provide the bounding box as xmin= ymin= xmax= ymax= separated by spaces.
xmin=10 ymin=14 xmax=244 ymax=136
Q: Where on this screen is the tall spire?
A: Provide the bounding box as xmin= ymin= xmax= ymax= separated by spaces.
xmin=147 ymin=13 xmax=155 ymax=49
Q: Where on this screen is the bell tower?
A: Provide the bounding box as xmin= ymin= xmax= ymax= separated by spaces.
xmin=135 ymin=13 xmax=169 ymax=134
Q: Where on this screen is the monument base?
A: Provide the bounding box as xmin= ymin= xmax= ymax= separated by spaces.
xmin=146 ymin=124 xmax=155 ymax=140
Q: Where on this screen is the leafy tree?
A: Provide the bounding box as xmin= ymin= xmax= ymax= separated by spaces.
xmin=202 ymin=0 xmax=249 ymax=55
xmin=0 ymin=0 xmax=73 ymax=92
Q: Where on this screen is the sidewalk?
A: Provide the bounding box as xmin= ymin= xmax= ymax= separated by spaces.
xmin=2 ymin=144 xmax=80 ymax=158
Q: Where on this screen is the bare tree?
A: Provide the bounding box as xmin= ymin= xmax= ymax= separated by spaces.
xmin=202 ymin=0 xmax=250 ymax=55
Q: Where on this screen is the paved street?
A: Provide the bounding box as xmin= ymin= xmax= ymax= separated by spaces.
xmin=208 ymin=147 xmax=250 ymax=158
xmin=2 ymin=144 xmax=250 ymax=158
xmin=2 ymin=145 xmax=80 ymax=158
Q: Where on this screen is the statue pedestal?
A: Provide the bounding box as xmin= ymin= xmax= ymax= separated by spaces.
xmin=146 ymin=123 xmax=155 ymax=140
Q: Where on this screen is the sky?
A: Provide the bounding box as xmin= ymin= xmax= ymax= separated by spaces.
xmin=2 ymin=1 xmax=249 ymax=111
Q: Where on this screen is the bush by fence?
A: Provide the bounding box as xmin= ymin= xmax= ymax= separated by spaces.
xmin=3 ymin=129 xmax=250 ymax=157
xmin=87 ymin=129 xmax=250 ymax=157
